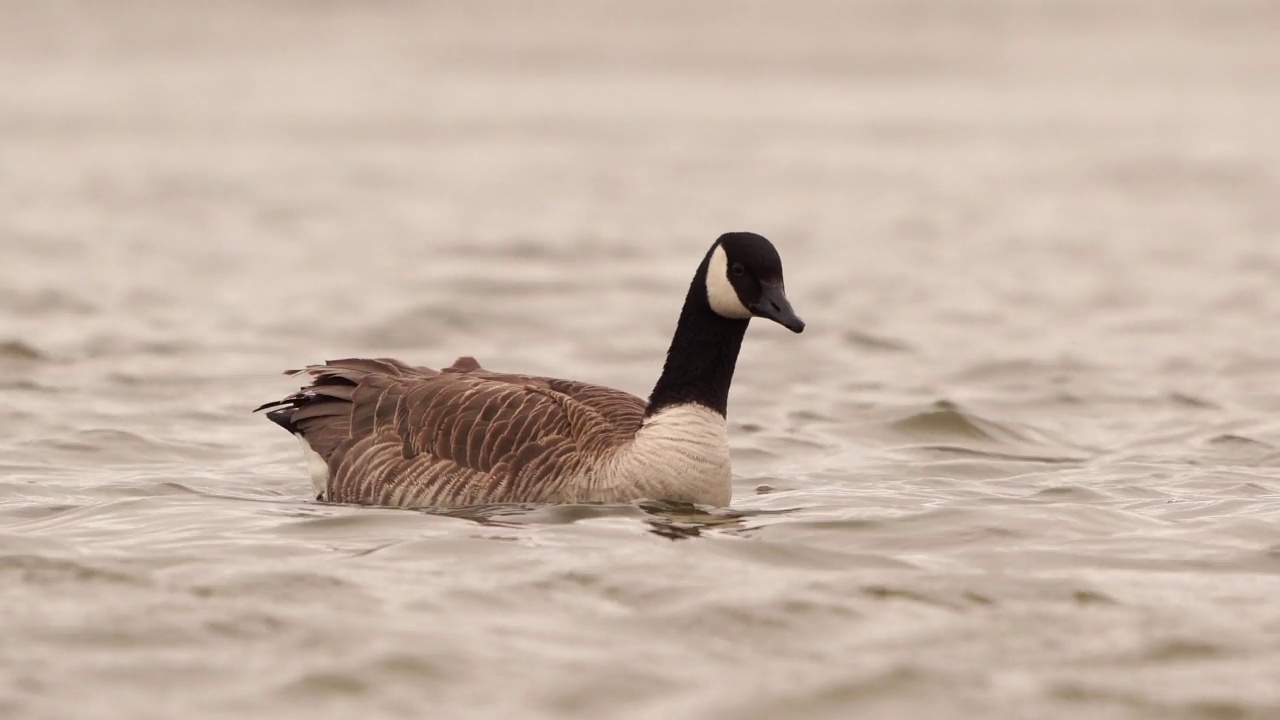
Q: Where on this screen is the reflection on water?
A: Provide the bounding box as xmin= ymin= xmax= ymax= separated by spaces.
xmin=427 ymin=499 xmax=791 ymax=540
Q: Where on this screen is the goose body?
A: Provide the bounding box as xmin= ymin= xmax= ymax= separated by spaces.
xmin=256 ymin=232 xmax=804 ymax=509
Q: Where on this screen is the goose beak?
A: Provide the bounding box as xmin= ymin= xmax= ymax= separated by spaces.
xmin=751 ymin=284 xmax=805 ymax=333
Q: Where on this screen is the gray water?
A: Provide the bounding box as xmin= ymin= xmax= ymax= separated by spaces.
xmin=3 ymin=2 xmax=1280 ymax=718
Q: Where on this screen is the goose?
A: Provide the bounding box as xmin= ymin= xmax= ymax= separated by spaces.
xmin=255 ymin=231 xmax=804 ymax=509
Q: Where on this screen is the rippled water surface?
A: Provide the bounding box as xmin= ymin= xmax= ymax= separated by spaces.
xmin=3 ymin=2 xmax=1280 ymax=718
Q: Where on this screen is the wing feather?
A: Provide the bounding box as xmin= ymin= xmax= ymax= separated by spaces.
xmin=259 ymin=355 xmax=647 ymax=508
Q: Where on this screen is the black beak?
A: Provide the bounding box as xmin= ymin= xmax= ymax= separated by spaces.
xmin=750 ymin=284 xmax=805 ymax=333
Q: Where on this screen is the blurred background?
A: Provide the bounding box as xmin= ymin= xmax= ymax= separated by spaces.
xmin=2 ymin=1 xmax=1279 ymax=719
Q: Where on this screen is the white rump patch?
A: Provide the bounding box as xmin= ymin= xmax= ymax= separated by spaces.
xmin=705 ymin=245 xmax=752 ymax=319
xmin=295 ymin=433 xmax=329 ymax=498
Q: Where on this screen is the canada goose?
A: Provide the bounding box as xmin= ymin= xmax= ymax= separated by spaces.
xmin=255 ymin=231 xmax=804 ymax=509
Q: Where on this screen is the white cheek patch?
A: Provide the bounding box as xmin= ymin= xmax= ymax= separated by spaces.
xmin=705 ymin=245 xmax=752 ymax=319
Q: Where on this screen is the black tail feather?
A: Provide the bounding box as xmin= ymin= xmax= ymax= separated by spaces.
xmin=263 ymin=406 xmax=301 ymax=434
xmin=252 ymin=399 xmax=288 ymax=413
xmin=254 ymin=388 xmax=310 ymax=435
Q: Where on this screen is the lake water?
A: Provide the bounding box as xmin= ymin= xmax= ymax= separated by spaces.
xmin=3 ymin=1 xmax=1280 ymax=718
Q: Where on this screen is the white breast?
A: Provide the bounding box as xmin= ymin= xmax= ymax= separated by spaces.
xmin=585 ymin=403 xmax=733 ymax=506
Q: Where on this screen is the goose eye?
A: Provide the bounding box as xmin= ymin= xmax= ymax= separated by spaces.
xmin=731 ymin=263 xmax=745 ymax=277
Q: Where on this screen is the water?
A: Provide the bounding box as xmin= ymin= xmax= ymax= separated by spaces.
xmin=3 ymin=1 xmax=1280 ymax=718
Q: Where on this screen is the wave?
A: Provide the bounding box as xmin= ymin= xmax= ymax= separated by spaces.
xmin=0 ymin=339 xmax=45 ymax=361
xmin=882 ymin=399 xmax=1091 ymax=462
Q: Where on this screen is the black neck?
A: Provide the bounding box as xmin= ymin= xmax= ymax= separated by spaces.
xmin=646 ymin=254 xmax=750 ymax=417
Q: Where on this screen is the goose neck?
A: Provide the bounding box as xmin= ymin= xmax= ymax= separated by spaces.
xmin=645 ymin=257 xmax=749 ymax=417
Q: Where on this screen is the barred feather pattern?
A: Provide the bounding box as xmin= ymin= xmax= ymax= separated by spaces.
xmin=259 ymin=356 xmax=732 ymax=509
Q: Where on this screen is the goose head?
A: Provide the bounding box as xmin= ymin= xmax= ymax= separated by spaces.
xmin=704 ymin=232 xmax=805 ymax=333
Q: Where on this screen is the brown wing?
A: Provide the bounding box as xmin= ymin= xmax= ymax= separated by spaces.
xmin=456 ymin=368 xmax=648 ymax=434
xmin=258 ymin=356 xmax=646 ymax=508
